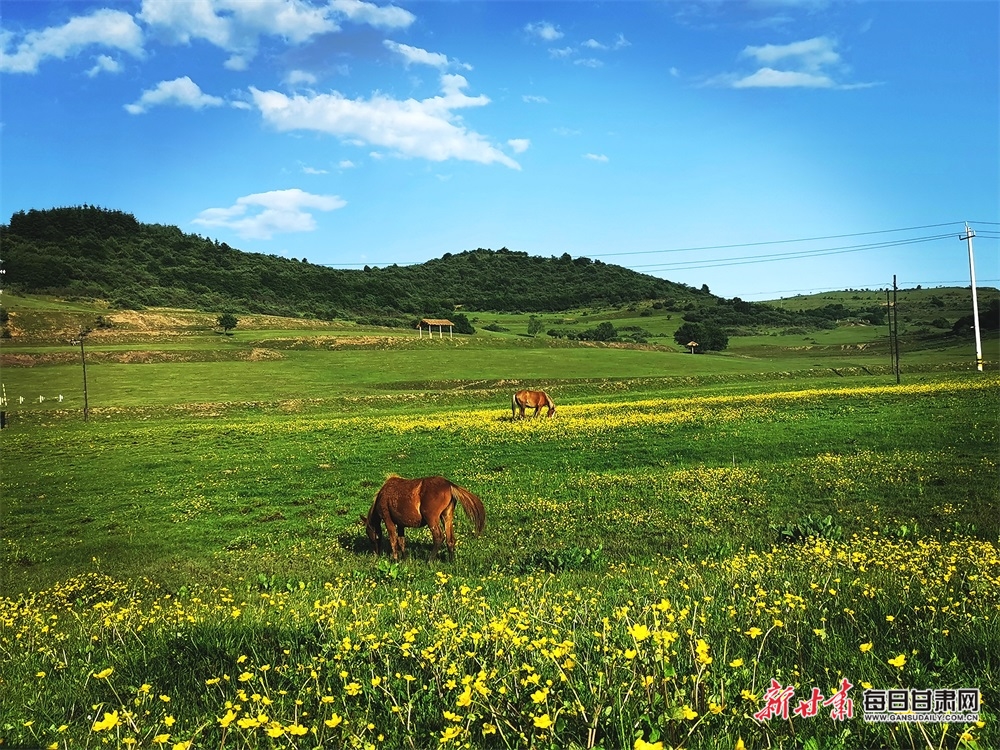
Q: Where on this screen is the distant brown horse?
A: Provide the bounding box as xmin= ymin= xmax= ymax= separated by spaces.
xmin=359 ymin=476 xmax=486 ymax=561
xmin=512 ymin=389 xmax=556 ymax=418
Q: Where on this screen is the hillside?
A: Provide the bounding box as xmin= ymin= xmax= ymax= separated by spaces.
xmin=3 ymin=206 xmax=997 ymax=350
xmin=0 ymin=206 xmax=700 ymax=319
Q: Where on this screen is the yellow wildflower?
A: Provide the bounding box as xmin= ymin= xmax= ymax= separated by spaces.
xmin=628 ymin=623 xmax=651 ymax=641
xmin=533 ymin=714 xmax=553 ymax=729
xmin=92 ymin=711 xmax=119 ymax=732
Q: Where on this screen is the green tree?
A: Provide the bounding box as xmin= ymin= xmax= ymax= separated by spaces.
xmin=674 ymin=321 xmax=728 ymax=351
xmin=451 ymin=313 xmax=475 ymax=335
xmin=527 ymin=315 xmax=544 ymax=336
xmin=217 ymin=312 xmax=239 ymax=333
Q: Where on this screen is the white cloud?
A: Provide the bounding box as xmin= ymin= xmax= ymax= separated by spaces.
xmin=613 ymin=33 xmax=631 ymax=50
xmin=507 ymin=138 xmax=530 ymax=154
xmin=302 ymin=165 xmax=328 ymax=174
xmin=86 ymin=54 xmax=122 ymax=77
xmin=138 ymin=0 xmax=412 ymax=69
xmin=584 ymin=153 xmax=609 ymax=162
xmin=329 ymin=0 xmax=415 ymax=29
xmin=384 ymin=40 xmax=448 ymax=68
xmin=139 ymin=0 xmax=337 ymax=68
xmin=250 ymin=74 xmax=520 ymax=169
xmin=522 ymin=94 xmax=549 ymax=104
xmin=741 ymin=36 xmax=840 ymax=71
xmin=525 ymin=21 xmax=563 ymax=42
xmin=192 ymin=188 xmax=346 ymax=240
xmin=338 ymin=160 xmax=356 ymax=169
xmin=548 ymin=47 xmax=574 ymax=59
xmin=582 ymin=39 xmax=607 ymax=50
xmin=714 ymin=36 xmax=876 ymax=90
xmin=286 ymin=69 xmax=318 ymax=87
xmin=574 ymin=58 xmax=603 ymax=68
xmin=0 ymin=8 xmax=143 ymax=74
xmin=383 ymin=40 xmax=470 ymax=70
xmin=732 ymin=67 xmax=835 ymax=88
xmin=125 ymin=76 xmax=225 ymax=114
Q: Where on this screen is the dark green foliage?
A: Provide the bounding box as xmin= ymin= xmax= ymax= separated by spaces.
xmin=684 ymin=297 xmax=872 ymax=332
xmin=771 ymin=514 xmax=844 ymax=544
xmin=546 ymin=321 xmax=635 ymax=342
xmin=1 ymin=208 xmax=698 ymax=317
xmin=586 ymin=321 xmax=617 ymax=341
xmin=216 ymin=312 xmax=238 ymax=333
xmin=527 ymin=315 xmax=544 ymax=336
xmin=951 ymin=299 xmax=1000 ymax=334
xmin=674 ymin=321 xmax=729 ymax=351
xmin=516 ymin=545 xmax=605 ymax=573
xmin=450 ymin=313 xmax=475 ymax=334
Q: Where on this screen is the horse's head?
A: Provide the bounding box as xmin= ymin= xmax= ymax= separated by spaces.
xmin=547 ymin=403 xmax=556 ymax=417
xmin=359 ymin=514 xmax=381 ymax=552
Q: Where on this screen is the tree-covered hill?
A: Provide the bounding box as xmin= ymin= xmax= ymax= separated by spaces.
xmin=6 ymin=206 xmax=994 ymax=343
xmin=1 ymin=206 xmax=700 ymax=318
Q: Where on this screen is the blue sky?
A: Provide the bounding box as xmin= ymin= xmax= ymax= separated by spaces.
xmin=2 ymin=0 xmax=997 ymax=300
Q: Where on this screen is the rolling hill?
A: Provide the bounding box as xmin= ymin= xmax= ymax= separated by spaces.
xmin=2 ymin=206 xmax=996 ymax=346
xmin=0 ymin=206 xmax=701 ymax=319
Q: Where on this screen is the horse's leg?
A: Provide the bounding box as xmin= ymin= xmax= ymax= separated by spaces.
xmin=383 ymin=518 xmax=402 ymax=561
xmin=396 ymin=524 xmax=406 ymax=558
xmin=426 ymin=511 xmax=445 ymax=562
xmin=442 ymin=504 xmax=457 ymax=561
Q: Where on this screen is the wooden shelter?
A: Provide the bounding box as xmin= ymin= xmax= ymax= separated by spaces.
xmin=686 ymin=340 xmax=699 ymax=354
xmin=417 ymin=318 xmax=455 ymax=338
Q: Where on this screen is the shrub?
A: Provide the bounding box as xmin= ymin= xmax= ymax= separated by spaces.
xmin=771 ymin=513 xmax=843 ymax=544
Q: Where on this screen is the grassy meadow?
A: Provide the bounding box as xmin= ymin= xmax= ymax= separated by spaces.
xmin=1 ymin=293 xmax=998 ymax=750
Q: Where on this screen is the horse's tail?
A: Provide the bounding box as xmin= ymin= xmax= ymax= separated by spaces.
xmin=511 ymin=391 xmax=519 ymax=418
xmin=451 ymin=483 xmax=486 ymax=535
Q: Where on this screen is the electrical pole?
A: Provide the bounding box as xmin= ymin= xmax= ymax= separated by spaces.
xmin=886 ymin=287 xmax=894 ymax=373
xmin=72 ymin=328 xmax=91 ymax=421
xmin=960 ymin=224 xmax=984 ymax=372
xmin=892 ymin=275 xmax=900 ymax=384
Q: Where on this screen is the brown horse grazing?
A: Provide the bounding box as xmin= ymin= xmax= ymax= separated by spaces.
xmin=512 ymin=389 xmax=556 ymax=419
xmin=359 ymin=476 xmax=486 ymax=561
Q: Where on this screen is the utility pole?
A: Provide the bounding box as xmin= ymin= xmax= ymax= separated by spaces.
xmin=960 ymin=223 xmax=984 ymax=372
xmin=72 ymin=328 xmax=92 ymax=421
xmin=892 ymin=275 xmax=901 ymax=384
xmin=885 ymin=287 xmax=894 ymax=373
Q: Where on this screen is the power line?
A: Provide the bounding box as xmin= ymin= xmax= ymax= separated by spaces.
xmin=736 ymin=279 xmax=1000 ymax=299
xmin=587 ymin=221 xmax=966 ymax=260
xmin=626 ymin=234 xmax=955 ymax=272
xmin=313 ymin=220 xmax=995 ymax=270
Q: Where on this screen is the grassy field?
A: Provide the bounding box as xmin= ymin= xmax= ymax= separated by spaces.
xmin=1 ymin=294 xmax=998 ymax=750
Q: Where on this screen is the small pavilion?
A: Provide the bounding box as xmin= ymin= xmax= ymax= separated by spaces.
xmin=417 ymin=318 xmax=455 ymax=338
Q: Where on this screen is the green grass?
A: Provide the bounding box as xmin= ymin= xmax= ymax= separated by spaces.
xmin=1 ymin=295 xmax=998 ymax=750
